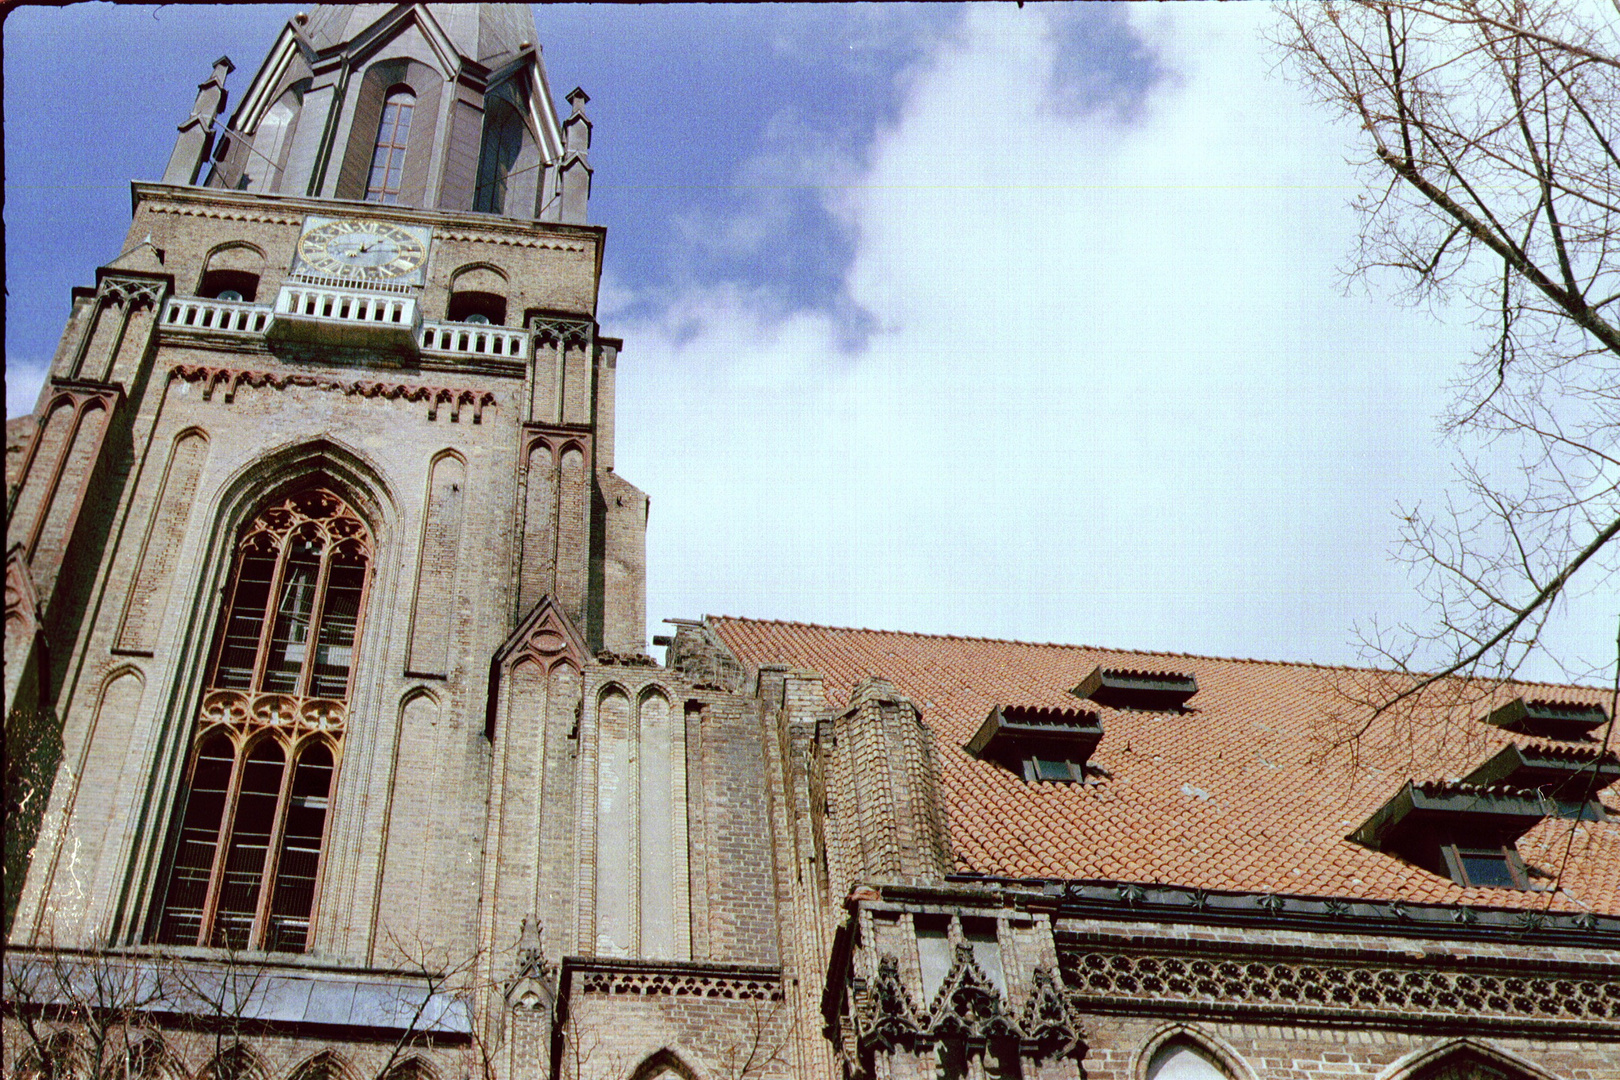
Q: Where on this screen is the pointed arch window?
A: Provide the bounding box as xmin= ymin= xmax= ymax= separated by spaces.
xmin=366 ymin=87 xmax=415 ymax=204
xmin=1146 ymin=1042 xmax=1231 ymax=1080
xmin=153 ymin=487 xmax=371 ymax=952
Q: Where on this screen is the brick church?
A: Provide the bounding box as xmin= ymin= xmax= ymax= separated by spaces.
xmin=5 ymin=6 xmax=1618 ymax=1080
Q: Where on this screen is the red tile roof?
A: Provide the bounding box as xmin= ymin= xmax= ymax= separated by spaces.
xmin=709 ymin=616 xmax=1620 ymax=916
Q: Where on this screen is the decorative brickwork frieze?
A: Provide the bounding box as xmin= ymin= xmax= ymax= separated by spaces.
xmin=432 ymin=229 xmax=589 ymax=253
xmin=576 ymin=967 xmax=785 ymax=1001
xmin=143 ymin=198 xmax=303 ymax=227
xmin=169 ymin=364 xmax=497 ymax=422
xmin=1060 ymin=948 xmax=1620 ymax=1028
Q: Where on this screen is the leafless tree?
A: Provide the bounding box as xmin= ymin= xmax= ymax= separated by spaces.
xmin=1272 ymin=0 xmax=1620 ymax=757
xmin=3 ymin=936 xmax=497 ymax=1080
xmin=4 ymin=939 xmax=173 ymax=1080
xmin=710 ymin=997 xmax=793 ymax=1080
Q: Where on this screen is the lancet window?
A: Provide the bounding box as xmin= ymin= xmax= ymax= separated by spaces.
xmin=153 ymin=487 xmax=371 ymax=952
xmin=366 ymin=87 xmax=415 ymax=203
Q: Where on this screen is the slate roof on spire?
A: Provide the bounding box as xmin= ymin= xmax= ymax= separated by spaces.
xmin=708 ymin=616 xmax=1620 ymax=916
xmin=301 ymin=3 xmax=537 ymax=64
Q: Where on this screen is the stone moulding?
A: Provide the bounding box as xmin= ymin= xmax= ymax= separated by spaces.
xmin=169 ymin=364 xmax=497 ymax=423
xmin=1060 ymin=949 xmax=1620 ymax=1029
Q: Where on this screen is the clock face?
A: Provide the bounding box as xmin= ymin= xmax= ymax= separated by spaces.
xmin=296 ymin=218 xmax=429 ymax=282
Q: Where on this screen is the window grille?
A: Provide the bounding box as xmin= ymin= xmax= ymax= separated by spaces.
xmin=153 ymin=486 xmax=370 ymax=952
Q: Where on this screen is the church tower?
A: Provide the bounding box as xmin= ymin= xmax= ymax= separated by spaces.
xmin=4 ymin=7 xmax=819 ymax=1079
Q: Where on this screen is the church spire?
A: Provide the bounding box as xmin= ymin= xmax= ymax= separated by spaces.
xmin=197 ymin=4 xmax=569 ymax=219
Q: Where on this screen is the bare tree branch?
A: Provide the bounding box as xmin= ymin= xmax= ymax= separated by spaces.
xmin=1274 ymin=0 xmax=1620 ymax=736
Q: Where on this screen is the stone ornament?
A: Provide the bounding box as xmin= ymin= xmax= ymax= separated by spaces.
xmin=859 ymin=952 xmax=1085 ymax=1060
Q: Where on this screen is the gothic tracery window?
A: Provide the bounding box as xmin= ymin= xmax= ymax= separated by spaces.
xmin=153 ymin=487 xmax=371 ymax=952
xmin=366 ymin=87 xmax=415 ymax=203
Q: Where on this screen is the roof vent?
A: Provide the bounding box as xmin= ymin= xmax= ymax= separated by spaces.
xmin=966 ymin=705 xmax=1103 ymax=783
xmin=1481 ymin=698 xmax=1607 ymax=740
xmin=1461 ymin=742 xmax=1620 ymax=806
xmin=1071 ymin=666 xmax=1197 ymax=711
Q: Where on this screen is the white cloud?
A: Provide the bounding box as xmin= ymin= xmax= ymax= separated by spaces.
xmin=7 ymin=359 xmax=49 ymax=418
xmin=616 ymin=4 xmax=1560 ymax=669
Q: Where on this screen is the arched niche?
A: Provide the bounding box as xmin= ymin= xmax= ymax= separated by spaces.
xmin=1384 ymin=1040 xmax=1562 ymax=1080
xmin=199 ymin=1043 xmax=267 ymax=1080
xmin=1138 ymin=1026 xmax=1254 ymax=1080
xmin=630 ymin=1049 xmax=700 ymax=1080
xmin=380 ymin=1056 xmax=440 ymax=1080
xmin=198 ymin=243 xmax=266 ymax=302
xmin=447 ymin=264 xmax=510 ymax=325
xmin=288 ymin=1049 xmax=358 ymax=1080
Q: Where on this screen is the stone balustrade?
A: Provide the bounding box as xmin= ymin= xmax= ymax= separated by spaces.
xmin=418 ymin=319 xmax=531 ymax=360
xmin=274 ymin=283 xmax=417 ymax=327
xmin=162 ymin=295 xmax=274 ymax=334
xmin=163 ymin=293 xmax=534 ymax=363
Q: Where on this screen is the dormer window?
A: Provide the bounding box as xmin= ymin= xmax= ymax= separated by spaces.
xmin=1483 ymin=697 xmax=1607 ymax=740
xmin=1444 ymin=844 xmax=1531 ymax=889
xmin=1461 ymin=742 xmax=1618 ymax=816
xmin=1072 ymin=666 xmax=1197 ymax=711
xmin=1352 ymin=781 xmax=1548 ymax=890
xmin=1028 ymin=756 xmax=1082 ymax=783
xmin=967 ymin=704 xmax=1102 ymax=784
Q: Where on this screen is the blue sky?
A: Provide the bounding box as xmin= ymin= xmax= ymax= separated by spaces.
xmin=4 ymin=4 xmax=1604 ymax=678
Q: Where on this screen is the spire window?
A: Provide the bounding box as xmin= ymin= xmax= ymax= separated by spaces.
xmin=474 ymin=99 xmax=525 ymax=214
xmin=153 ymin=486 xmax=371 ymax=952
xmin=366 ymin=87 xmax=415 ymax=204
